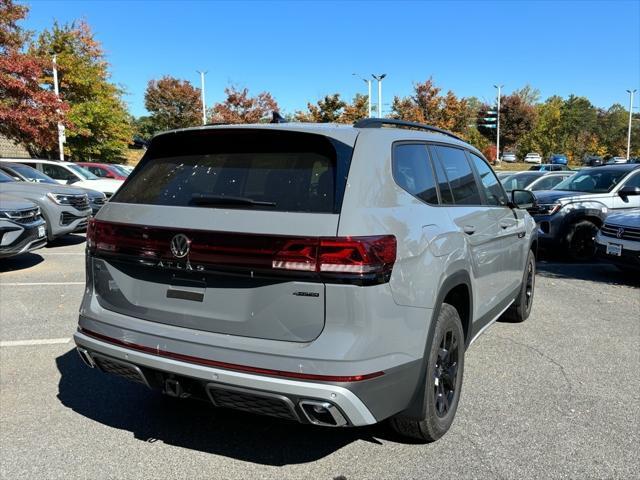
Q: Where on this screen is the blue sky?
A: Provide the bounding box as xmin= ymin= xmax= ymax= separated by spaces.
xmin=23 ymin=0 xmax=640 ymax=118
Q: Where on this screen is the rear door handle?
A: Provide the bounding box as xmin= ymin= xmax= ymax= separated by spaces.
xmin=463 ymin=225 xmax=476 ymax=235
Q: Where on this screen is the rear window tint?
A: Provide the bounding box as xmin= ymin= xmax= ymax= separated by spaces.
xmin=112 ymin=130 xmax=353 ymax=213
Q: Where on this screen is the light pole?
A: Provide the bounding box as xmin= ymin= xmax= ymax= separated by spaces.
xmin=626 ymin=89 xmax=636 ymax=160
xmin=352 ymin=73 xmax=372 ymax=117
xmin=197 ymin=70 xmax=207 ymax=125
xmin=494 ymin=84 xmax=503 ymax=163
xmin=372 ymin=74 xmax=386 ymax=118
xmin=52 ymin=54 xmax=65 ymax=161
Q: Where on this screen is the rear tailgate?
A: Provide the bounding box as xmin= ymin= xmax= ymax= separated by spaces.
xmin=88 ymin=127 xmax=356 ymax=343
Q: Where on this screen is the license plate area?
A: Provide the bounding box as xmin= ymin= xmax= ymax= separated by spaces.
xmin=606 ymin=242 xmax=622 ymax=256
xmin=37 ymin=225 xmax=45 ymax=238
xmin=93 ymin=258 xmax=326 ymax=342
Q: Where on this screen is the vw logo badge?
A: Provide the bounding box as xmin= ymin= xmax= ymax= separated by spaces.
xmin=616 ymin=228 xmax=624 ymax=239
xmin=170 ymin=234 xmax=191 ymax=258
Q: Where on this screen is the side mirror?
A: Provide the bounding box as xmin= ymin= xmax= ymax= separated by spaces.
xmin=618 ymin=185 xmax=640 ymax=198
xmin=511 ymin=189 xmax=537 ymax=209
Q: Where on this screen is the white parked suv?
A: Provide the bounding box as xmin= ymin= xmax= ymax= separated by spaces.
xmin=73 ymin=118 xmax=538 ymax=442
xmin=0 ymin=159 xmax=123 ymax=198
xmin=524 ymin=152 xmax=542 ymax=164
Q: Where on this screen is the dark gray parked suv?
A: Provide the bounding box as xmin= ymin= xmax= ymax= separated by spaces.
xmin=74 ymin=119 xmax=538 ymax=442
xmin=529 ymin=164 xmax=640 ymax=260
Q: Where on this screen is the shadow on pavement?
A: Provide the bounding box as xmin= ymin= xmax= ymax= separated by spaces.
xmin=46 ymin=233 xmax=86 ymax=248
xmin=536 ymin=260 xmax=639 ymax=288
xmin=0 ymin=252 xmax=44 ymax=273
xmin=55 ymin=349 xmax=410 ymax=465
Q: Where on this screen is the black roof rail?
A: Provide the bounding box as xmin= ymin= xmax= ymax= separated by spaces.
xmin=353 ymin=118 xmax=462 ymax=141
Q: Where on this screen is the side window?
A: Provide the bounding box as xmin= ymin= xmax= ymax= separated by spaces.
xmin=392 ymin=143 xmax=439 ymax=204
xmin=531 ymin=175 xmax=564 ymax=191
xmin=42 ymin=164 xmax=76 ymax=181
xmin=623 ymin=172 xmax=640 ymax=188
xmin=89 ymin=166 xmax=108 ymax=177
xmin=432 ymin=145 xmax=482 ymax=205
xmin=468 ymin=152 xmax=508 ymax=206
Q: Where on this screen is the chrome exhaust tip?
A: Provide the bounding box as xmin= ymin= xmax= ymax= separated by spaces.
xmin=76 ymin=347 xmax=95 ymax=368
xmin=299 ymin=400 xmax=348 ymax=427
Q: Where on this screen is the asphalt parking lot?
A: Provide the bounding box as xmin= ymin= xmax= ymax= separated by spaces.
xmin=1 ymin=236 xmax=639 ymax=480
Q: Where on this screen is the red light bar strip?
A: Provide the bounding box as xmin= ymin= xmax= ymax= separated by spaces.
xmin=79 ymin=327 xmax=384 ymax=383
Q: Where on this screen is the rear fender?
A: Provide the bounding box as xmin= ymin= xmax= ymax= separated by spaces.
xmin=397 ymin=270 xmax=472 ymax=420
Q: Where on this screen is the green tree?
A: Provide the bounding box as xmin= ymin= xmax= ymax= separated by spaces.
xmin=144 ymin=76 xmax=201 ymax=131
xmin=131 ymin=115 xmax=156 ymax=143
xmin=294 ymin=93 xmax=346 ymax=122
xmin=597 ymin=104 xmax=629 ymax=157
xmin=513 ymin=84 xmax=541 ymax=105
xmin=31 ymin=21 xmax=133 ymax=161
xmin=518 ymin=96 xmax=563 ymax=158
xmin=558 ymin=95 xmax=598 ymax=161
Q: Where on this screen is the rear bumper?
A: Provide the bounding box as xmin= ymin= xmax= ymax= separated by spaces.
xmin=74 ymin=330 xmax=388 ymax=426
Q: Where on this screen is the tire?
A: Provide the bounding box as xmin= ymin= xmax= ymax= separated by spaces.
xmin=504 ymin=249 xmax=536 ymax=322
xmin=564 ymin=220 xmax=598 ymax=262
xmin=390 ymin=303 xmax=465 ymax=442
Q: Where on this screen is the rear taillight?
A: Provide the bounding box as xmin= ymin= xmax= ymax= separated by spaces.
xmin=88 ymin=220 xmax=396 ymax=285
xmin=272 ymin=236 xmax=397 ymax=278
xmin=272 ymin=239 xmax=318 ymax=272
xmin=319 ymin=236 xmax=396 ymax=275
xmin=86 ymin=217 xmax=96 ymax=250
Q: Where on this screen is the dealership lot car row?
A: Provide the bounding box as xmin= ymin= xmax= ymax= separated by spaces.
xmin=0 ymin=160 xmax=125 ymax=258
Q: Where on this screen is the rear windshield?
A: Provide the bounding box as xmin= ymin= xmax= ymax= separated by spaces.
xmin=111 ymin=129 xmax=353 ymax=213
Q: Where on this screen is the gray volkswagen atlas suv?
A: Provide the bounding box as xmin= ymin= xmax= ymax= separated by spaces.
xmin=74 ymin=119 xmax=538 ymax=442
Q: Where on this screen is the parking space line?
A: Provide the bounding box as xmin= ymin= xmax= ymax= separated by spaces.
xmin=0 ymin=282 xmax=85 ymax=286
xmin=0 ymin=338 xmax=71 ymax=347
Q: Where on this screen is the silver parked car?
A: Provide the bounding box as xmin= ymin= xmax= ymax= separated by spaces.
xmin=501 ymin=152 xmax=517 ymax=163
xmin=0 ymin=170 xmax=91 ymax=241
xmin=0 ymin=163 xmax=106 ymax=215
xmin=74 ymin=119 xmax=538 ymax=442
xmin=0 ymin=194 xmax=47 ymax=258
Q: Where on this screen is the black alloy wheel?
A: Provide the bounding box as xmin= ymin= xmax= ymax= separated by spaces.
xmin=567 ymin=220 xmax=598 ymax=261
xmin=433 ymin=329 xmax=460 ymax=418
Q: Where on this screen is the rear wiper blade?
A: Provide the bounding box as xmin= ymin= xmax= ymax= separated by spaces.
xmin=190 ymin=194 xmax=276 ymax=208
